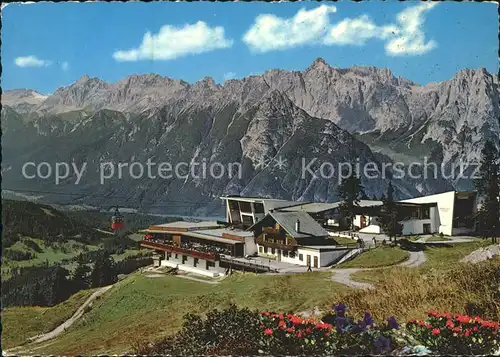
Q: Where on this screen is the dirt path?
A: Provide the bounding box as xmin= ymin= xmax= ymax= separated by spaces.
xmin=4 ymin=285 xmax=114 ymax=356
xmin=414 ymin=236 xmax=475 ymax=244
xmin=33 ymin=285 xmax=113 ymax=343
xmin=330 ymin=251 xmax=426 ymax=289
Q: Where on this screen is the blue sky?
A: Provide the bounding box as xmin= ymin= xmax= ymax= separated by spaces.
xmin=2 ymin=1 xmax=498 ymax=94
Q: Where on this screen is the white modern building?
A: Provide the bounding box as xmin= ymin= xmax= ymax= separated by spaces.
xmin=220 ymin=196 xmax=300 ymax=229
xmin=224 ymin=191 xmax=478 ymax=237
xmin=399 ymin=191 xmax=477 ymax=236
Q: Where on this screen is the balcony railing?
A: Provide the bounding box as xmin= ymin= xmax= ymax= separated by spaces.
xmin=256 ymin=234 xmax=297 ymax=251
xmin=140 ymin=240 xmax=218 ymax=261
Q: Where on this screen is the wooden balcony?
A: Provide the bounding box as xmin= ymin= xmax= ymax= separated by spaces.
xmin=256 ymin=233 xmax=297 ymax=251
xmin=140 ymin=240 xmax=218 ymax=261
xmin=263 ymin=227 xmax=280 ymax=234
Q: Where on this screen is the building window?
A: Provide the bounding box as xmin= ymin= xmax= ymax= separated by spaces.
xmin=265 ymin=247 xmax=269 ymax=254
xmin=229 ymin=200 xmax=239 ymax=210
xmin=254 ymin=202 xmax=265 ymax=213
xmin=194 ymin=258 xmax=199 ymax=267
xmin=242 ymin=215 xmax=254 ymax=227
xmin=271 ymin=248 xmax=275 ymax=254
xmin=239 ymin=201 xmax=252 ymax=213
xmin=259 ymin=246 xmax=263 ymax=253
xmin=422 ymin=207 xmax=430 ymax=219
xmin=423 ymin=223 xmax=431 ymax=234
xmin=299 ymin=254 xmax=303 ymax=261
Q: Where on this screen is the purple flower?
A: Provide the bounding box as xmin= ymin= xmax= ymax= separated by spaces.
xmin=333 ymin=303 xmax=347 ymax=317
xmin=355 ymin=320 xmax=367 ymax=333
xmin=374 ymin=335 xmax=392 ymax=353
xmin=387 ymin=316 xmax=399 ymax=330
xmin=363 ymin=312 xmax=374 ymax=327
xmin=335 ymin=317 xmax=348 ymax=332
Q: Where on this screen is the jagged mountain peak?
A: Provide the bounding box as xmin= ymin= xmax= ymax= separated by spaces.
xmin=76 ymin=74 xmax=91 ymax=84
xmin=310 ymin=57 xmax=329 ymax=68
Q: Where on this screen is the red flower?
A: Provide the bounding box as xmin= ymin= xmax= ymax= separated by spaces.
xmin=428 ymin=311 xmax=438 ymax=317
xmin=431 ymin=328 xmax=441 ymax=336
xmin=452 ymin=327 xmax=461 ymax=333
xmin=445 ymin=312 xmax=451 ymax=319
xmin=264 ymin=328 xmax=273 ymax=336
xmin=260 ymin=324 xmax=265 ymax=329
xmin=261 ymin=312 xmax=270 ymax=316
xmin=305 ymin=328 xmax=312 ymax=334
xmin=296 ymin=331 xmax=303 ymax=338
xmin=473 ymin=326 xmax=479 ymax=332
xmin=278 ymin=313 xmax=284 ymax=320
xmin=315 ymin=322 xmax=333 ymax=330
xmin=481 ymin=320 xmax=498 ymax=329
xmin=457 ymin=315 xmax=472 ymax=324
xmin=290 ymin=316 xmax=304 ymax=325
xmin=324 ymin=332 xmax=329 ymax=337
xmin=418 ymin=321 xmax=425 ymax=327
xmin=463 ymin=329 xmax=471 ymax=337
xmin=446 ymin=319 xmax=455 ymax=329
xmin=278 ymin=320 xmax=286 ymax=328
xmin=286 ymin=327 xmax=294 ymax=333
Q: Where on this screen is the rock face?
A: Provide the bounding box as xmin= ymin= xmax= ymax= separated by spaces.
xmin=1 ymin=89 xmax=48 ymax=114
xmin=460 ymin=244 xmax=500 ymax=264
xmin=2 ymin=59 xmax=499 ymax=215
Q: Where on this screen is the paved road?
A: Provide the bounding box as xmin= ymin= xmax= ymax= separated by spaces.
xmin=414 ymin=236 xmax=475 ymax=244
xmin=330 ymin=250 xmax=426 ymax=289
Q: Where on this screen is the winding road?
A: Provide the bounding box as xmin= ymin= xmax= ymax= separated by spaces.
xmin=3 ymin=285 xmax=114 ymax=356
xmin=330 ymin=250 xmax=427 ymax=289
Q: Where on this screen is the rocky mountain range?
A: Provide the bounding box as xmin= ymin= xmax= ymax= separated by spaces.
xmin=2 ymin=58 xmax=499 ymax=216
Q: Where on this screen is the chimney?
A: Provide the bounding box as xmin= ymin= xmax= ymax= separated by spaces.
xmin=295 ymin=219 xmax=300 ymax=233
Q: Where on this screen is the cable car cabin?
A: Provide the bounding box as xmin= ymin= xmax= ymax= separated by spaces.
xmin=111 ymin=207 xmax=125 ymax=231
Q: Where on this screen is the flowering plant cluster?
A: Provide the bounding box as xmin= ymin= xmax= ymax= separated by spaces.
xmin=258 ymin=303 xmax=403 ymax=355
xmin=407 ymin=311 xmax=500 ymax=355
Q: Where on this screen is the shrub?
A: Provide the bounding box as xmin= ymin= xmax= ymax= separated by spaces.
xmin=134 ymin=303 xmax=499 ymax=356
xmin=134 ymin=304 xmax=261 ymax=355
xmin=407 ymin=311 xmax=500 ymax=355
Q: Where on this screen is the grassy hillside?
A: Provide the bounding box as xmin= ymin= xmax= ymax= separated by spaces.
xmin=14 ymin=254 xmax=500 ymax=356
xmin=2 ymin=288 xmax=97 ymax=349
xmin=338 ymin=246 xmax=409 ymax=268
xmin=3 ymin=240 xmax=499 ymax=355
xmin=2 ymin=199 xmax=105 ymax=248
xmin=1 ymin=199 xmax=157 ymax=280
xmin=15 ymin=271 xmax=351 ymax=355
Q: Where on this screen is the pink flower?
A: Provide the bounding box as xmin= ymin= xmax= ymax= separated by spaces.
xmin=431 ymin=328 xmax=440 ymax=336
xmin=264 ymin=328 xmax=273 ymax=336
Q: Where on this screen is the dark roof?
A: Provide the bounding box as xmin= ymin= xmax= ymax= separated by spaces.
xmin=250 ymin=211 xmax=328 ymax=238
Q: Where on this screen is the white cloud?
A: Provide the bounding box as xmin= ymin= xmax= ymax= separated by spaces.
xmin=113 ymin=21 xmax=233 ymax=62
xmin=61 ymin=61 xmax=69 ymax=71
xmin=14 ymin=55 xmax=52 ymax=68
xmin=325 ymin=15 xmax=397 ymax=46
xmin=223 ymin=72 xmax=236 ymax=80
xmin=243 ymin=5 xmax=337 ymax=52
xmin=385 ymin=2 xmax=438 ymax=56
xmin=244 ymin=3 xmax=438 ymax=56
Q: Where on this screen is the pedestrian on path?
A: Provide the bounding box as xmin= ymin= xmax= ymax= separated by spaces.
xmin=307 ymin=264 xmax=312 ymax=272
